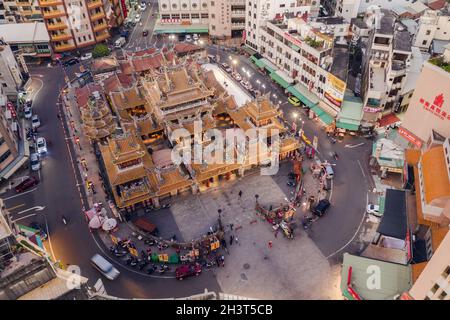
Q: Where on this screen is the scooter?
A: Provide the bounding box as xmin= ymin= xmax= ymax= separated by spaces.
xmin=287 ymin=180 xmax=296 ymax=187
xmin=144 ymin=239 xmax=156 ymax=246
xmin=138 ymin=260 xmax=148 ymax=270
xmin=333 ymin=152 xmax=339 ymax=160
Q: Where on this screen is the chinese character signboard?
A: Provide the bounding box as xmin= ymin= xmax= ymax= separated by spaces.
xmin=325 ymin=73 xmax=346 ymax=108
xmin=398 ymin=127 xmax=422 ymax=148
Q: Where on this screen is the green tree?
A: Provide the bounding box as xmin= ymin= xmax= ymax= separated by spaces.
xmin=92 ymin=44 xmax=110 ymax=58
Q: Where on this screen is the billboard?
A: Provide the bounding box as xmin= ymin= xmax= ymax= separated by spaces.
xmin=325 ymin=73 xmax=346 ymax=108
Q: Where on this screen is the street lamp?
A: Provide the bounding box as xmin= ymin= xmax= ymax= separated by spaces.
xmin=232 ymin=59 xmax=238 ymax=72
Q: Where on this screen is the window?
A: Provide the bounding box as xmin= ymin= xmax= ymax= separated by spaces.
xmin=426 ymin=30 xmax=431 ymax=35
xmin=202 ymin=2 xmax=207 ymax=8
xmin=192 ymin=3 xmax=197 ymax=8
xmin=431 ymin=283 xmax=440 ymax=294
xmin=443 ymin=266 xmax=450 ymax=278
xmin=182 ymin=3 xmax=187 ymax=8
xmin=201 ymin=13 xmax=208 ymax=18
xmin=211 ymin=14 xmax=215 ymax=18
xmin=191 ymin=13 xmax=199 ymax=19
xmin=422 ymin=40 xmax=427 ymax=46
xmin=211 ymin=1 xmax=215 ymax=6
xmin=0 ymin=150 xmax=11 ymax=163
xmin=438 ymin=291 xmax=447 ymax=300
xmin=280 ymin=4 xmax=285 ymax=8
xmin=181 ymin=14 xmax=189 ymax=19
xmin=162 ymin=3 xmax=167 ymax=9
xmin=212 ymin=25 xmax=216 ymax=30
xmin=172 ymin=3 xmax=177 ymax=9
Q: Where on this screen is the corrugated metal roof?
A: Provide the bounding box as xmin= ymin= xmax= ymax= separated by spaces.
xmin=0 ymin=22 xmax=49 ymax=43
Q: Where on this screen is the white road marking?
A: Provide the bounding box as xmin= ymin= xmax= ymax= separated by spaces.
xmin=325 ymin=193 xmax=369 ymax=259
xmin=17 ymin=206 xmax=46 ymax=215
xmin=345 ymin=143 xmax=365 ymax=148
xmin=45 ymin=218 xmax=57 ymax=261
xmin=12 ymin=213 xmax=37 ymax=222
xmin=357 ymin=159 xmax=366 ymax=178
xmin=3 ymin=187 xmax=37 ymax=201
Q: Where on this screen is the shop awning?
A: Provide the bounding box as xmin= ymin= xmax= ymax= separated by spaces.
xmin=154 ymin=24 xmax=209 ymax=34
xmin=336 ymin=95 xmax=364 ymax=131
xmin=379 ymin=113 xmax=401 ymax=127
xmin=259 ymin=58 xmax=278 ymax=73
xmin=270 ymin=71 xmax=293 ymax=89
xmin=243 ymin=46 xmax=257 ymax=56
xmin=250 ymin=55 xmax=259 ymax=63
xmin=254 ymin=58 xmax=265 ymax=69
xmin=286 ymin=83 xmax=319 ymax=108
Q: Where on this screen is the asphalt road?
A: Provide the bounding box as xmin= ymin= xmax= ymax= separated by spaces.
xmin=209 ymin=47 xmax=374 ymax=259
xmin=2 ymin=38 xmax=373 ymax=299
xmin=3 ymin=64 xmax=220 ymax=299
xmin=124 ymin=0 xmax=159 ymax=52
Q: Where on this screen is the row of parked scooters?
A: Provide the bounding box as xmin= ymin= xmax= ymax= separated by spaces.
xmin=109 ymin=244 xmax=172 ymax=274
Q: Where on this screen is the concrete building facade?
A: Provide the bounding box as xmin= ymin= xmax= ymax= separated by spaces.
xmin=0 ymin=0 xmax=43 ymax=24
xmin=413 ymin=9 xmax=450 ymax=52
xmin=0 ymin=40 xmax=24 ymax=99
xmin=38 ymin=0 xmax=123 ymax=53
xmin=157 ymin=0 xmax=246 ymax=38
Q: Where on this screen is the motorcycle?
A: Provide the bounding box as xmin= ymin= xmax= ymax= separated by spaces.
xmin=287 ymin=180 xmax=296 ymax=187
xmin=333 ymin=152 xmax=339 ymax=160
xmin=138 ymin=260 xmax=148 ymax=270
xmin=144 ymin=239 xmax=156 ymax=246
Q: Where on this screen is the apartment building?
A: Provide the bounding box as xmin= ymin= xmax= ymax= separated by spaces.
xmin=156 ymin=0 xmax=246 ymax=38
xmin=254 ymin=15 xmax=349 ymax=123
xmin=400 ymin=49 xmax=450 ymax=145
xmin=413 ymin=9 xmax=450 ymax=52
xmin=245 ymin=0 xmax=320 ymax=51
xmin=0 ymin=40 xmax=24 ymax=99
xmin=0 ymin=22 xmax=52 ymax=59
xmin=409 ymin=231 xmax=450 ymax=300
xmin=38 ymin=0 xmax=123 ymax=53
xmin=0 ymin=0 xmax=43 ymax=24
xmin=360 ymin=8 xmax=413 ymax=128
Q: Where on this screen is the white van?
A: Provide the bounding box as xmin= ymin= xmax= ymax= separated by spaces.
xmin=114 ymin=37 xmax=126 ymax=48
xmin=325 ymin=164 xmax=334 ymax=179
xmin=91 ymin=254 xmax=120 ymax=280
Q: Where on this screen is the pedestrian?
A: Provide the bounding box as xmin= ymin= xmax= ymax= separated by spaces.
xmin=229 ymin=223 xmax=234 ymax=231
xmin=229 ymin=235 xmax=234 ymax=246
xmin=268 ymin=240 xmax=273 ymax=249
xmin=274 ymin=229 xmax=278 ymax=238
xmin=235 ymin=236 xmax=239 ymax=245
xmin=238 ymin=190 xmax=242 ymax=198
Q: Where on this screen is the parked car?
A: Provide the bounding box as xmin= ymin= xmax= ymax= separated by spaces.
xmin=185 ymin=34 xmax=192 ymax=42
xmin=30 ymin=153 xmax=40 ymax=171
xmin=15 ymin=176 xmax=39 ymax=193
xmin=134 ymin=14 xmax=141 ymax=23
xmin=29 ymin=221 xmax=48 ymax=240
xmin=139 ymin=2 xmax=146 ymax=10
xmin=36 ymin=137 xmax=47 ymax=154
xmin=62 ymin=58 xmax=79 ymax=67
xmin=31 ymin=115 xmax=41 ymax=129
xmin=193 ymin=34 xmax=199 ymax=41
xmin=175 ymin=263 xmax=202 ymax=280
xmin=240 ymin=80 xmax=251 ymax=90
xmin=288 ymin=96 xmax=301 ymax=107
xmin=24 ymin=107 xmax=32 ymax=119
xmin=91 ymin=254 xmax=120 ymax=280
xmin=366 ymin=204 xmax=381 ymax=217
xmin=114 ymin=37 xmax=126 ymax=48
xmin=80 ymin=52 xmax=92 ymax=61
xmin=312 ymin=199 xmax=331 ymax=217
xmin=142 ymin=30 xmax=148 ymax=37
xmin=233 ymin=73 xmax=242 ymax=81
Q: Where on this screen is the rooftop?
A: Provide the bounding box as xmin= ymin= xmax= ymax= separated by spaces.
xmin=377 ymin=10 xmax=396 ymax=35
xmin=393 ymin=30 xmax=412 ymax=52
xmin=330 ymin=44 xmax=349 ymax=82
xmin=0 ymin=22 xmax=49 ymax=43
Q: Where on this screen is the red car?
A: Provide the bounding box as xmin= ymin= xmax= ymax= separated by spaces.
xmin=15 ymin=176 xmax=39 ymax=193
xmin=175 ymin=263 xmax=202 ymax=280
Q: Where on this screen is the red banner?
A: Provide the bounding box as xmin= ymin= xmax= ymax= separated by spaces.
xmin=398 ymin=127 xmax=422 ymax=148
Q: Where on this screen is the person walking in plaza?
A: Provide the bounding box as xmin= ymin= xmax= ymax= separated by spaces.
xmin=235 ymin=236 xmax=239 ymax=246
xmin=238 ymin=190 xmax=242 ymax=198
xmin=229 ymin=235 xmax=234 ymax=246
xmin=268 ymin=240 xmax=273 ymax=249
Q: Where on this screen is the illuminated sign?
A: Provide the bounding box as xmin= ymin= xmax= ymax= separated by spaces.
xmin=325 ymin=73 xmax=345 ymax=108
xmin=419 ymin=93 xmax=450 ymax=121
xmin=398 ymin=127 xmax=422 ymax=148
xmin=283 ymin=32 xmax=302 ymax=47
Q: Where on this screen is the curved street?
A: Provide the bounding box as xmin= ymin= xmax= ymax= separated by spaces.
xmin=2 ymin=37 xmax=374 ymax=298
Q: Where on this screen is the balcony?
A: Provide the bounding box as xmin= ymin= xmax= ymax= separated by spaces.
xmin=231 ymin=23 xmax=245 ymax=30
xmin=93 ymin=23 xmax=108 ymax=32
xmin=47 ymin=21 xmax=68 ymax=31
xmin=231 ymin=10 xmax=245 ymax=17
xmin=87 ymin=0 xmax=103 ymax=10
xmin=38 ymin=0 xmax=63 ymax=6
xmin=51 ymin=32 xmax=72 ymax=42
xmin=42 ymin=9 xmax=65 ymax=19
xmin=90 ymin=10 xmax=106 ymax=21
xmin=95 ymin=31 xmax=110 ymax=42
xmin=54 ymin=43 xmax=76 ymax=52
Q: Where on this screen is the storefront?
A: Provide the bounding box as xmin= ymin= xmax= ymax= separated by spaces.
xmin=258 ymin=58 xmax=278 ymax=73
xmin=286 ymin=83 xmax=319 ymax=109
xmin=270 ymin=70 xmax=294 ymax=89
xmin=336 ymin=95 xmax=364 ymax=131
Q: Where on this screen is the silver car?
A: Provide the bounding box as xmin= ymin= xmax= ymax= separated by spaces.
xmin=30 ymin=153 xmax=40 ymax=171
xmin=36 ymin=137 xmax=47 ymax=154
xmin=31 ymin=115 xmax=41 ymax=129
